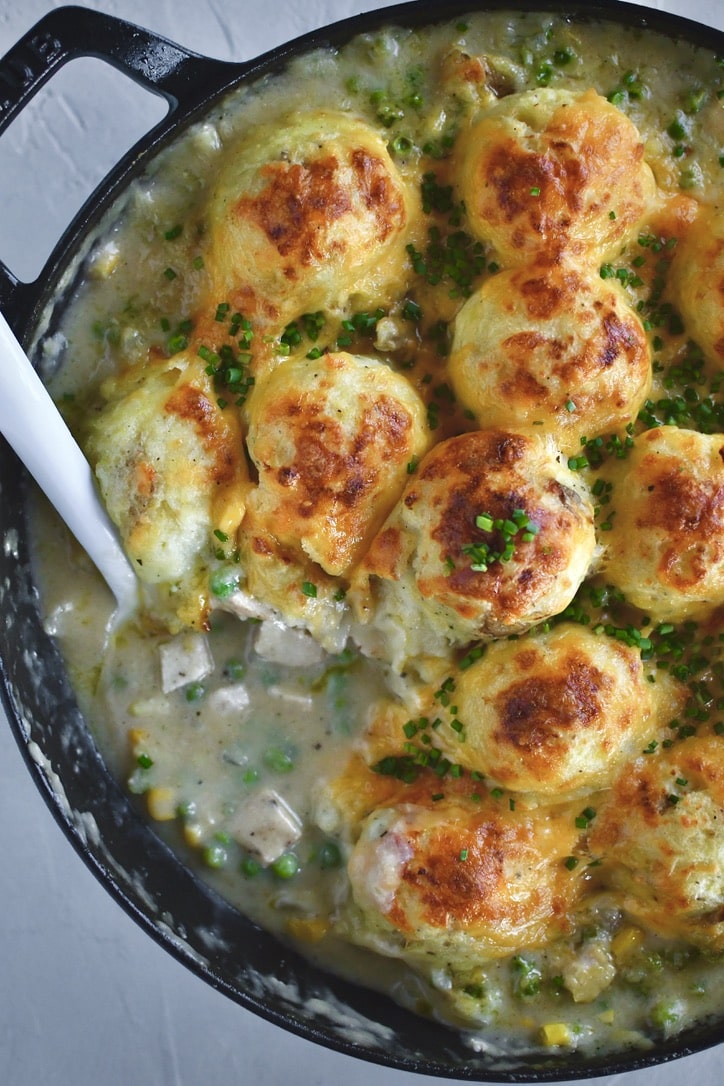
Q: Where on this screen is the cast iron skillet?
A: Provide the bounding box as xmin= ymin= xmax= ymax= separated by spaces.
xmin=1 ymin=2 xmax=723 ymax=1079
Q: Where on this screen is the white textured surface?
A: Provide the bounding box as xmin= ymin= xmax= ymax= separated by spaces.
xmin=1 ymin=2 xmax=723 ymax=1084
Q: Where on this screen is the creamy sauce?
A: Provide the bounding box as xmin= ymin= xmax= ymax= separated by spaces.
xmin=29 ymin=9 xmax=724 ymax=1061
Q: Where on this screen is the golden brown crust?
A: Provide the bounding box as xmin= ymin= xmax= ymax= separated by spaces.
xmin=205 ymin=110 xmax=413 ymax=328
xmin=589 ymin=736 xmax=724 ymax=947
xmin=244 ymin=351 xmax=430 ymax=577
xmin=86 ymin=353 xmax=248 ymax=592
xmin=164 ymin=383 xmax=240 ymax=491
xmin=231 ymin=148 xmax=401 ymax=271
xmin=604 ymin=427 xmax=724 ymax=620
xmin=447 ymin=624 xmax=659 ymax=798
xmin=351 ymin=428 xmax=596 ymax=667
xmin=449 ymin=263 xmax=651 ymax=451
xmin=669 ymin=206 xmax=724 ymax=369
xmin=457 ymin=87 xmax=656 ymax=265
xmin=345 ymin=795 xmax=583 ymax=960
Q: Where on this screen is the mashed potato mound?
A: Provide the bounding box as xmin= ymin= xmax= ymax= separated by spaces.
xmin=351 ymin=428 xmax=596 ymax=670
xmin=85 ymin=352 xmax=248 ymax=606
xmin=669 ymin=207 xmax=724 ymax=369
xmin=342 ymin=791 xmax=583 ymax=966
xmin=244 ymin=350 xmax=431 ymax=577
xmin=204 ymin=110 xmax=414 ymax=330
xmin=456 ymin=87 xmax=656 ymax=266
xmin=603 ymin=427 xmax=724 ymax=621
xmin=589 ymin=735 xmax=724 ymax=948
xmin=449 ymin=263 xmax=651 ymax=452
xmin=444 ymin=624 xmax=661 ymax=799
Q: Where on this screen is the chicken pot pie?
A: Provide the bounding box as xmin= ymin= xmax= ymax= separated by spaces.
xmin=33 ymin=8 xmax=724 ymax=1062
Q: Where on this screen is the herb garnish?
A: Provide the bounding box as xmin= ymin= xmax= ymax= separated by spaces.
xmin=461 ymin=509 xmax=540 ymax=573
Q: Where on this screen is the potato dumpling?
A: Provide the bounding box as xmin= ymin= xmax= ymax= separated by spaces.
xmin=589 ymin=736 xmax=724 ymax=949
xmin=668 ymin=207 xmax=724 ymax=369
xmin=351 ymin=428 xmax=596 ymax=669
xmin=342 ymin=794 xmax=583 ymax=966
xmin=446 ymin=624 xmax=663 ymax=800
xmin=233 ymin=516 xmax=352 ymax=654
xmin=456 ymin=87 xmax=656 ymax=265
xmin=244 ymin=351 xmax=430 ymax=577
xmin=204 ymin=110 xmax=413 ymax=327
xmin=603 ymin=427 xmax=724 ymax=621
xmin=448 ymin=263 xmax=651 ymax=452
xmin=86 ymin=353 xmax=248 ymax=592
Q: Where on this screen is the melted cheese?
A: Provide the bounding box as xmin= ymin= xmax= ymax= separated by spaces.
xmin=446 ymin=623 xmax=680 ymax=800
xmin=351 ymin=428 xmax=596 ymax=669
xmin=604 ymin=427 xmax=724 ymax=620
xmin=589 ymin=736 xmax=724 ymax=948
xmin=341 ymin=787 xmax=583 ymax=964
xmin=449 ymin=263 xmax=651 ymax=451
xmin=85 ymin=352 xmax=248 ymax=623
xmin=669 ymin=206 xmax=724 ymax=370
xmin=456 ymin=87 xmax=656 ymax=266
xmin=204 ymin=110 xmax=417 ymax=334
xmin=244 ymin=351 xmax=431 ymax=577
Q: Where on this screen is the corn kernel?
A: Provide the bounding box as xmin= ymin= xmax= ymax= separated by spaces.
xmin=146 ymin=787 xmax=177 ymax=821
xmin=128 ymin=727 xmax=149 ymax=748
xmin=285 ymin=916 xmax=329 ymax=944
xmin=539 ymin=1023 xmax=572 ymax=1047
xmin=89 ymin=240 xmax=121 ymax=280
xmin=183 ymin=822 xmax=204 ymax=847
xmin=611 ymin=925 xmax=645 ymax=964
xmin=598 ymin=1009 xmax=615 ymax=1025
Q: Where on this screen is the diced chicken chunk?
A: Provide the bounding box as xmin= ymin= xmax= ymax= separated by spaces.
xmin=206 ymin=684 xmax=251 ymax=716
xmin=230 ymin=789 xmax=302 ymax=865
xmin=216 ymin=588 xmax=279 ymax=623
xmin=159 ymin=632 xmax=214 ymax=693
xmin=254 ymin=618 xmax=326 ymax=667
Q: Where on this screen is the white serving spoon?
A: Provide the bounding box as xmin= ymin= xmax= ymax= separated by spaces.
xmin=0 ymin=311 xmax=139 ymax=626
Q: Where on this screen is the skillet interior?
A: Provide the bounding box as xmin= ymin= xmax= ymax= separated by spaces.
xmin=1 ymin=2 xmax=724 ymax=1078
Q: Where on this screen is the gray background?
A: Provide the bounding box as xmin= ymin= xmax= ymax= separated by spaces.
xmin=1 ymin=1 xmax=723 ymax=1083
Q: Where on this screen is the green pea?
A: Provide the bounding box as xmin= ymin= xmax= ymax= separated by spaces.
xmin=224 ymin=658 xmax=247 ymax=681
xmin=651 ymin=999 xmax=683 ymax=1029
xmin=318 ymin=841 xmax=342 ymax=870
xmin=272 ymin=852 xmax=300 ymax=879
xmin=203 ymin=843 xmax=229 ymax=869
xmin=210 ymin=565 xmax=241 ymax=599
xmin=240 ymin=856 xmax=262 ymax=878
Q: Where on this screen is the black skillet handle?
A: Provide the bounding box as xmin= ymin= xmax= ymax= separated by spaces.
xmin=0 ymin=4 xmax=235 ymax=325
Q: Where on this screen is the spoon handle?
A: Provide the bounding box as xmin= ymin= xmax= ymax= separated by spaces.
xmin=0 ymin=313 xmax=138 ymax=611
